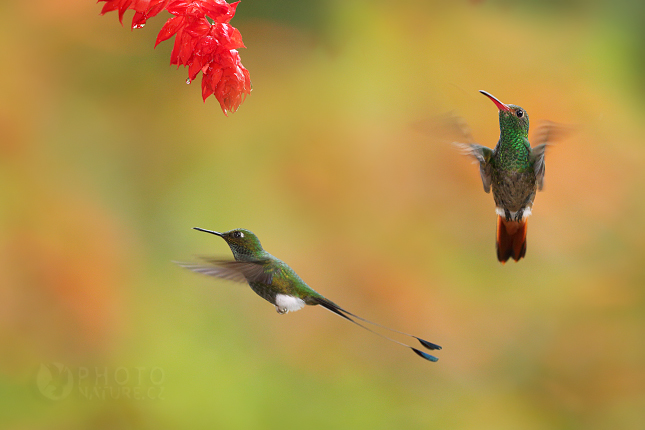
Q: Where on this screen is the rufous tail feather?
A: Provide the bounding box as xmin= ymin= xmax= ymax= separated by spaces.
xmin=496 ymin=215 xmax=527 ymax=263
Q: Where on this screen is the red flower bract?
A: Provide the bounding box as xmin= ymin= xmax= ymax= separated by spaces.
xmin=99 ymin=0 xmax=170 ymax=28
xmin=98 ymin=0 xmax=251 ymax=114
xmin=202 ymin=50 xmax=250 ymax=113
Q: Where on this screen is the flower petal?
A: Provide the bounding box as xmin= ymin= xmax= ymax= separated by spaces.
xmin=155 ymin=15 xmax=185 ymax=47
xmin=215 ymin=23 xmax=244 ymax=50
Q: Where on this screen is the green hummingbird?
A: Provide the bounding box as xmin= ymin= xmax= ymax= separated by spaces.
xmin=455 ymin=90 xmax=563 ymax=263
xmin=176 ymin=227 xmax=442 ymax=362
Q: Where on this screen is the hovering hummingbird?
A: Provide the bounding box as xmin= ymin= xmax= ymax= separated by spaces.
xmin=455 ymin=90 xmax=564 ymax=263
xmin=176 ymin=227 xmax=442 ymax=362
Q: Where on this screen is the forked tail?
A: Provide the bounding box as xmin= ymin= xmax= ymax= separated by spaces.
xmin=313 ymin=297 xmax=442 ymax=362
xmin=496 ymin=215 xmax=528 ymax=263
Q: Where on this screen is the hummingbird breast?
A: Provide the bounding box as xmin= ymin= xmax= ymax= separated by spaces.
xmin=245 ymin=258 xmax=317 ymax=308
xmin=246 ymin=281 xmax=278 ymax=306
xmin=491 ymin=145 xmax=537 ymax=214
xmin=491 ymin=169 xmax=537 ymax=213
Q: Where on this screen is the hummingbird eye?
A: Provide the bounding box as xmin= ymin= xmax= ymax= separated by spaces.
xmin=232 ymin=231 xmax=244 ymax=239
xmin=516 ymin=109 xmax=524 ymax=118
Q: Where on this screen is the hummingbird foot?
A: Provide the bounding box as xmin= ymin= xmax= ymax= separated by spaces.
xmin=514 ymin=209 xmax=524 ymax=222
xmin=275 ymin=306 xmax=288 ymax=314
xmin=496 ymin=206 xmax=532 ymax=222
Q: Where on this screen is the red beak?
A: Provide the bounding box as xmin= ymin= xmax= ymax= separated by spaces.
xmin=480 ymin=90 xmax=511 ymax=112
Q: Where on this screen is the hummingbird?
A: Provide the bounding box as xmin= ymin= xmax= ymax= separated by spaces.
xmin=455 ymin=90 xmax=563 ymax=263
xmin=176 ymin=227 xmax=442 ymax=362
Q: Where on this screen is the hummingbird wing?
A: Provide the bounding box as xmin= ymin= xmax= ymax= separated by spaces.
xmin=532 ymin=121 xmax=573 ymax=147
xmin=530 ymin=144 xmax=548 ymax=191
xmin=176 ymin=259 xmax=274 ymax=285
xmin=453 ymin=143 xmax=494 ymax=193
xmin=412 ymin=111 xmax=476 ymax=143
xmin=411 ymin=112 xmax=493 ymax=192
xmin=530 ymin=121 xmax=573 ymax=191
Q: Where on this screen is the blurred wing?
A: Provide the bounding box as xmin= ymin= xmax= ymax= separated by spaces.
xmin=175 ymin=259 xmax=274 ymax=285
xmin=530 ymin=121 xmax=573 ymax=191
xmin=531 ymin=121 xmax=573 ymax=147
xmin=411 ymin=111 xmax=476 ymax=144
xmin=531 ymin=144 xmax=548 ymax=191
xmin=454 ymin=143 xmax=494 ymax=193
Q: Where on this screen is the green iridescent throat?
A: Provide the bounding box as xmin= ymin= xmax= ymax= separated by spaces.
xmin=496 ymin=110 xmax=530 ymax=171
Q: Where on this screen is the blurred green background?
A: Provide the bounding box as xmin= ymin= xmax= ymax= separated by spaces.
xmin=1 ymin=0 xmax=644 ymax=429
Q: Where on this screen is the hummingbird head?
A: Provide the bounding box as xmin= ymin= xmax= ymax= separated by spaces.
xmin=193 ymin=227 xmax=265 ymax=260
xmin=480 ymin=90 xmax=529 ymax=138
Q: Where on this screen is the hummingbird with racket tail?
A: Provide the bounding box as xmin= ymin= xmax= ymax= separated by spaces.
xmin=176 ymin=228 xmax=442 ymax=362
xmin=455 ymin=90 xmax=566 ymax=263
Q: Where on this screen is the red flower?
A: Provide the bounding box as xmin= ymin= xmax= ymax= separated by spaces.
xmin=98 ymin=0 xmax=251 ymax=114
xmin=202 ymin=50 xmax=251 ymax=113
xmin=99 ymin=0 xmax=170 ymax=28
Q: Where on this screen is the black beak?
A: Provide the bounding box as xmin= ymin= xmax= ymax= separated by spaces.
xmin=193 ymin=227 xmax=223 ymax=236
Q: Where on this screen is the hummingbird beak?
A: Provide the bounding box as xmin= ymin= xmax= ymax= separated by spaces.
xmin=193 ymin=227 xmax=223 ymax=237
xmin=480 ymin=90 xmax=511 ymax=112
